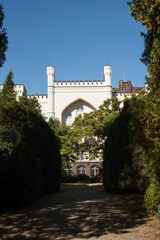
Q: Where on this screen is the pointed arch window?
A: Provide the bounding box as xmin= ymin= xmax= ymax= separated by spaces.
xmin=64 ymin=112 xmax=72 ymax=126
xmin=76 ymin=105 xmax=84 ymax=116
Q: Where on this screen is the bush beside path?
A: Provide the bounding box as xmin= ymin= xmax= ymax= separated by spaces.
xmin=0 ymin=183 xmax=160 ymax=240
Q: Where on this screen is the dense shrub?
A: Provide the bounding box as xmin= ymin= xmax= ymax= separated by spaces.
xmin=103 ymin=96 xmax=148 ymax=194
xmin=62 ymin=174 xmax=91 ymax=183
xmin=0 ymin=96 xmax=61 ymax=210
xmin=77 ymin=174 xmax=91 ymax=182
xmin=62 ymin=175 xmax=78 ymax=183
xmin=145 ymin=181 xmax=160 ymax=217
xmin=128 ymin=0 xmax=160 ymax=216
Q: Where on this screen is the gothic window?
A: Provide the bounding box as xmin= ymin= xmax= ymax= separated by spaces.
xmin=76 ymin=105 xmax=83 ymax=110
xmin=77 ymin=165 xmax=86 ymax=175
xmin=76 ymin=105 xmax=84 ymax=116
xmin=64 ymin=112 xmax=72 ymax=126
xmin=90 ymin=166 xmax=99 ymax=177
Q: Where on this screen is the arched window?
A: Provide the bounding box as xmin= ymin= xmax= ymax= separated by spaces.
xmin=64 ymin=112 xmax=72 ymax=117
xmin=76 ymin=105 xmax=84 ymax=110
xmin=76 ymin=105 xmax=84 ymax=116
xmin=77 ymin=165 xmax=86 ymax=175
xmin=64 ymin=112 xmax=72 ymax=126
xmin=90 ymin=166 xmax=99 ymax=177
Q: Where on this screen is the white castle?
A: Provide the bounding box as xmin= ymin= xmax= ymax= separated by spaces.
xmin=0 ymin=64 xmax=143 ymax=176
xmin=1 ymin=64 xmax=142 ymax=126
xmin=31 ymin=65 xmax=142 ymax=125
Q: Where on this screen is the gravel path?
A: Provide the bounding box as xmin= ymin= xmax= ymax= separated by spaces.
xmin=0 ymin=183 xmax=160 ymax=240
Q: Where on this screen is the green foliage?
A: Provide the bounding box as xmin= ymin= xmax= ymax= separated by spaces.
xmin=0 ymin=4 xmax=8 ymax=68
xmin=103 ymin=95 xmax=149 ymax=193
xmin=0 ymin=81 xmax=61 ymax=210
xmin=48 ymin=117 xmax=61 ymax=144
xmin=48 ymin=119 xmax=77 ymax=168
xmin=60 ymin=125 xmax=78 ymax=165
xmin=1 ymin=71 xmax=16 ymax=100
xmin=72 ymin=98 xmax=120 ymax=160
xmin=62 ymin=174 xmax=91 ymax=183
xmin=127 ymin=1 xmax=160 ymax=69
xmin=145 ymin=180 xmax=160 ymax=216
xmin=47 ymin=98 xmax=120 ymax=173
xmin=19 ymin=95 xmax=41 ymax=114
xmin=49 ymin=99 xmax=120 ymax=173
xmin=127 ymin=0 xmax=160 ymax=215
xmin=76 ymin=174 xmax=91 ymax=182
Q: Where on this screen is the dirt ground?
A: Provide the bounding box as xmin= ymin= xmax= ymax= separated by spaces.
xmin=0 ymin=183 xmax=160 ymax=240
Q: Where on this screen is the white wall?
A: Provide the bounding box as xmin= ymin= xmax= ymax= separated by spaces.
xmin=54 ymin=84 xmax=112 ymax=123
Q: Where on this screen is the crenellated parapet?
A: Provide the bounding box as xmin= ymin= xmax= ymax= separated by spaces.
xmin=27 ymin=95 xmax=48 ymax=99
xmin=54 ymin=80 xmax=106 ymax=86
xmin=0 ymin=65 xmax=143 ymax=125
xmin=46 ymin=65 xmax=113 ymax=120
xmin=0 ymin=84 xmax=27 ymax=100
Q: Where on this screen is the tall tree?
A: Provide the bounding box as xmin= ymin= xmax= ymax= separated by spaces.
xmin=0 ymin=4 xmax=8 ymax=68
xmin=103 ymin=93 xmax=148 ymax=193
xmin=0 ymin=84 xmax=61 ymax=210
xmin=127 ymin=0 xmax=160 ymax=90
xmin=48 ymin=99 xmax=120 ymax=170
xmin=1 ymin=71 xmax=16 ymax=99
xmin=72 ymin=98 xmax=120 ymax=160
xmin=127 ymin=0 xmax=160 ymax=215
xmin=48 ymin=118 xmax=77 ymax=169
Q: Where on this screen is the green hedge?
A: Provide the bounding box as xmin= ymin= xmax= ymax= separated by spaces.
xmin=103 ymin=97 xmax=148 ymax=194
xmin=62 ymin=174 xmax=92 ymax=183
xmin=145 ymin=181 xmax=160 ymax=217
xmin=0 ymin=97 xmax=61 ymax=210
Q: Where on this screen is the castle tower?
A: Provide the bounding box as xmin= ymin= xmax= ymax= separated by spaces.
xmin=47 ymin=66 xmax=55 ymax=119
xmin=104 ymin=65 xmax=112 ymax=99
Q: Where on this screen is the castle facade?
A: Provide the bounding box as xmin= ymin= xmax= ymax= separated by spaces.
xmin=29 ymin=65 xmax=142 ymax=125
xmin=1 ymin=65 xmax=142 ymax=125
xmin=0 ymin=65 xmax=143 ymax=177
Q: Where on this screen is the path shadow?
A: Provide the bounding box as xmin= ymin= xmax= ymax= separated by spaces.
xmin=0 ymin=183 xmax=151 ymax=239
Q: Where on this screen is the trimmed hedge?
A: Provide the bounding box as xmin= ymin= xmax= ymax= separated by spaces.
xmin=103 ymin=98 xmax=148 ymax=194
xmin=0 ymin=97 xmax=61 ymax=210
xmin=145 ymin=181 xmax=160 ymax=217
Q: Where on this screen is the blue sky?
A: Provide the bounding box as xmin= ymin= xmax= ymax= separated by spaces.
xmin=0 ymin=0 xmax=147 ymax=95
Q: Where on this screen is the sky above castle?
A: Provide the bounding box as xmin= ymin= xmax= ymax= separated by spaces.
xmin=0 ymin=0 xmax=148 ymax=95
